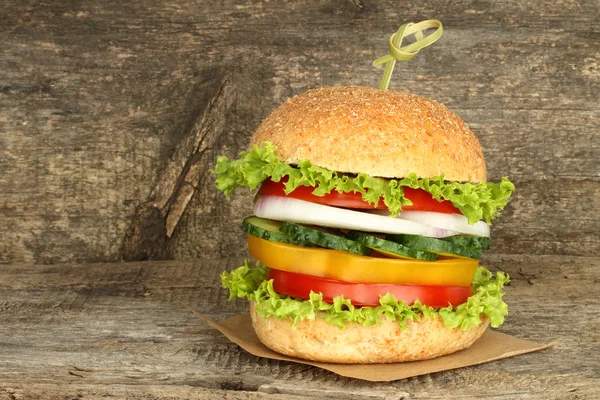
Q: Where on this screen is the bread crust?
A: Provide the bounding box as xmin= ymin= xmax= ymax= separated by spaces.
xmin=250 ymin=86 xmax=486 ymax=183
xmin=250 ymin=301 xmax=489 ymax=364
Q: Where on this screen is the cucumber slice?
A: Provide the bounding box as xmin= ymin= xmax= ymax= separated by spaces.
xmin=441 ymin=235 xmax=491 ymax=250
xmin=241 ymin=216 xmax=312 ymax=247
xmin=346 ymin=231 xmax=438 ymax=261
xmin=280 ymin=222 xmax=371 ymax=256
xmin=387 ymin=234 xmax=483 ymax=260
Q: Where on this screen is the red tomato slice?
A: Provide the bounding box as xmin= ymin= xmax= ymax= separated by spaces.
xmin=267 ymin=268 xmax=473 ymax=308
xmin=257 ymin=179 xmax=461 ymax=214
xmin=402 ymin=187 xmax=462 ymax=214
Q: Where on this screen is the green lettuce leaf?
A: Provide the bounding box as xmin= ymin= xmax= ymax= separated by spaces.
xmin=220 ymin=260 xmax=268 ymax=300
xmin=212 ymin=143 xmax=514 ymax=224
xmin=221 ymin=261 xmax=510 ymax=330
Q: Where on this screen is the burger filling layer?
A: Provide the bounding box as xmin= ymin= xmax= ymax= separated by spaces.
xmin=222 ymin=260 xmax=509 ymax=330
xmin=214 ymin=143 xmax=514 ymax=330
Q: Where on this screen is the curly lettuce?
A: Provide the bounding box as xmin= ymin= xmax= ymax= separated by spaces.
xmin=221 ymin=260 xmax=510 ymax=330
xmin=212 ymin=143 xmax=514 ymax=224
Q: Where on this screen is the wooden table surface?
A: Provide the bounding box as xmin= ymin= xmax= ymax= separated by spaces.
xmin=1 ymin=0 xmax=599 ymax=398
xmin=1 ymin=254 xmax=599 ymax=399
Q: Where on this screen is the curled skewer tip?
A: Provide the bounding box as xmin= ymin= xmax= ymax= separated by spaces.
xmin=374 ymin=20 xmax=444 ymax=90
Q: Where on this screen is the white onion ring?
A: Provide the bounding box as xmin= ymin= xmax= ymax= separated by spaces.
xmin=396 ymin=211 xmax=490 ymax=238
xmin=253 ymin=195 xmax=459 ymax=238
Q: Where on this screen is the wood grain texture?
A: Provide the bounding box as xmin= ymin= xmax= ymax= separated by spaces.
xmin=0 ymin=256 xmax=598 ymax=399
xmin=1 ymin=0 xmax=598 ymax=264
xmin=0 ymin=385 xmax=315 ymax=400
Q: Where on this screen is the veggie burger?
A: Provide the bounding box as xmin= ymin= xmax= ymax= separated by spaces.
xmin=213 ymin=86 xmax=514 ymax=364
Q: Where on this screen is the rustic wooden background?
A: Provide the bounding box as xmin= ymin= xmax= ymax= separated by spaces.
xmin=2 ymin=0 xmax=598 ymax=265
xmin=1 ymin=0 xmax=599 ymax=399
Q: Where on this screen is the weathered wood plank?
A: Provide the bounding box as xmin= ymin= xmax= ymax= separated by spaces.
xmin=1 ymin=0 xmax=599 ymax=264
xmin=0 ymin=256 xmax=598 ymax=398
xmin=0 ymin=385 xmax=313 ymax=400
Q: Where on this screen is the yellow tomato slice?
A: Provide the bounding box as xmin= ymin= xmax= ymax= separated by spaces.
xmin=247 ymin=235 xmax=478 ymax=286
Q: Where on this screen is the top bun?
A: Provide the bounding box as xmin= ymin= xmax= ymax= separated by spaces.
xmin=250 ymin=86 xmax=486 ymax=183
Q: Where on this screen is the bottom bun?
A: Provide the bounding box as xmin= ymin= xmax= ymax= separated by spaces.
xmin=250 ymin=301 xmax=489 ymax=363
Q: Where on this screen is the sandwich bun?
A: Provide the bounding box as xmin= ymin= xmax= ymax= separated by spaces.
xmin=250 ymin=302 xmax=489 ymax=363
xmin=250 ymin=86 xmax=486 ymax=183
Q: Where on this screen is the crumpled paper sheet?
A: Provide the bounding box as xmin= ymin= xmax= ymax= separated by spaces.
xmin=194 ymin=311 xmax=555 ymax=382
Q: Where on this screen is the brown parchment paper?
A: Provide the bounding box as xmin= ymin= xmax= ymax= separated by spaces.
xmin=194 ymin=311 xmax=555 ymax=382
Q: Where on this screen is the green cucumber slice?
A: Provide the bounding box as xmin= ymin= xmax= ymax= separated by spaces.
xmin=441 ymin=235 xmax=491 ymax=250
xmin=387 ymin=234 xmax=483 ymax=260
xmin=241 ymin=216 xmax=312 ymax=247
xmin=280 ymin=222 xmax=371 ymax=256
xmin=345 ymin=231 xmax=438 ymax=261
